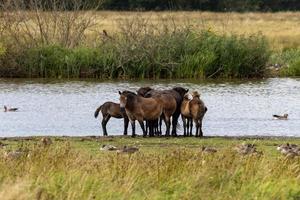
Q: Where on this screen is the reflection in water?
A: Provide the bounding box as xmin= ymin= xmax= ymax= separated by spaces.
xmin=0 ymin=78 xmax=300 ymax=137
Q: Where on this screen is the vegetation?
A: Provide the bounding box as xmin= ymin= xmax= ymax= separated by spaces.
xmin=271 ymin=49 xmax=300 ymax=77
xmin=4 ymin=0 xmax=300 ymax=11
xmin=1 ymin=5 xmax=300 ymax=78
xmin=0 ymin=136 xmax=300 ymax=199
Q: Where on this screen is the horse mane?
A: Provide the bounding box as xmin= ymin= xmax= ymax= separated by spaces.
xmin=172 ymin=87 xmax=188 ymax=97
xmin=192 ymin=91 xmax=200 ymax=98
xmin=121 ymin=90 xmax=136 ymax=96
xmin=137 ymin=87 xmax=152 ymax=97
xmin=183 ymin=93 xmax=190 ymax=100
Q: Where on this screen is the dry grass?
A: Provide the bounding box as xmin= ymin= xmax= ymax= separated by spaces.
xmin=0 ymin=137 xmax=300 ymax=199
xmin=92 ymin=11 xmax=300 ymax=50
xmin=1 ymin=11 xmax=299 ymax=50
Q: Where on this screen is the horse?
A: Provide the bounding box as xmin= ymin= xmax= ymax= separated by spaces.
xmin=137 ymin=86 xmax=188 ymax=136
xmin=181 ymin=93 xmax=193 ymax=136
xmin=119 ymin=90 xmax=164 ymax=137
xmin=137 ymin=87 xmax=177 ymax=136
xmin=189 ymin=91 xmax=207 ymax=137
xmin=94 ymin=102 xmax=129 ymax=136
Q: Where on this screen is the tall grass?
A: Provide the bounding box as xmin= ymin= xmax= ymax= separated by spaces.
xmin=272 ymin=49 xmax=300 ymax=77
xmin=0 ymin=138 xmax=300 ymax=199
xmin=0 ymin=30 xmax=270 ymax=79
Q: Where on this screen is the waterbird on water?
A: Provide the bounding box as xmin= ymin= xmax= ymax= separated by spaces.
xmin=273 ymin=114 xmax=288 ymax=120
xmin=4 ymin=105 xmax=18 ymax=112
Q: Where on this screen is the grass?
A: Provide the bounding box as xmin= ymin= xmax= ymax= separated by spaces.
xmin=84 ymin=11 xmax=300 ymax=50
xmin=1 ymin=11 xmax=300 ymax=78
xmin=1 ymin=136 xmax=300 ymax=199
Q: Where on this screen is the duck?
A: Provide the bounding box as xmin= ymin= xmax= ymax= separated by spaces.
xmin=116 ymin=146 xmax=139 ymax=154
xmin=277 ymin=143 xmax=300 ymax=157
xmin=4 ymin=105 xmax=18 ymax=112
xmin=41 ymin=137 xmax=52 ymax=146
xmin=0 ymin=141 xmax=8 ymax=148
xmin=100 ymin=144 xmax=118 ymax=151
xmin=201 ymin=146 xmax=217 ymax=153
xmin=4 ymin=150 xmax=24 ymax=159
xmin=273 ymin=114 xmax=288 ymax=120
xmin=234 ymin=143 xmax=262 ymax=155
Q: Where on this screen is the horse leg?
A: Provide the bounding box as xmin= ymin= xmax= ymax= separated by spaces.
xmin=146 ymin=120 xmax=149 ymax=135
xmin=101 ymin=115 xmax=110 ymax=136
xmin=154 ymin=119 xmax=159 ymax=136
xmin=195 ymin=120 xmax=199 ymax=137
xmin=164 ymin=115 xmax=171 ymax=136
xmin=171 ymin=111 xmax=180 ymax=136
xmin=186 ymin=118 xmax=190 ymax=136
xmin=189 ymin=118 xmax=193 ymax=136
xmin=199 ymin=120 xmax=203 ymax=137
xmin=139 ymin=120 xmax=147 ymax=137
xmin=131 ymin=120 xmax=136 ymax=137
xmin=123 ymin=117 xmax=129 ymax=136
xmin=149 ymin=120 xmax=153 ymax=137
xmin=158 ymin=117 xmax=162 ymax=136
xmin=181 ymin=115 xmax=186 ymax=137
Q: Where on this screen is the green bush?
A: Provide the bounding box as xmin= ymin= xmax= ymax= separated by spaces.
xmin=176 ymin=31 xmax=270 ymax=78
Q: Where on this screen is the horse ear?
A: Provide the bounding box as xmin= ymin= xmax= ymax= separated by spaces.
xmin=186 ymin=89 xmax=189 ymax=92
xmin=118 ymin=91 xmax=121 ymax=95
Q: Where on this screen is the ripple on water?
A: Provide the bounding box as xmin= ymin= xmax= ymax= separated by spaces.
xmin=0 ymin=78 xmax=300 ymax=137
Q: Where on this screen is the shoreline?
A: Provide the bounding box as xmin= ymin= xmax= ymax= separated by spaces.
xmin=2 ymin=135 xmax=300 ymax=141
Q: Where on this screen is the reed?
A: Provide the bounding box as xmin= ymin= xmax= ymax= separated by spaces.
xmin=1 ymin=30 xmax=270 ymax=79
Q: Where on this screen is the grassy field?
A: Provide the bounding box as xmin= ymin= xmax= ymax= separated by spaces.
xmin=0 ymin=136 xmax=300 ymax=200
xmin=94 ymin=11 xmax=300 ymax=50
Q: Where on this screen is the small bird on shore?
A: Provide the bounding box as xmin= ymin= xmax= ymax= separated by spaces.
xmin=3 ymin=150 xmax=24 ymax=159
xmin=273 ymin=114 xmax=288 ymax=120
xmin=116 ymin=146 xmax=139 ymax=154
xmin=4 ymin=105 xmax=18 ymax=112
xmin=100 ymin=144 xmax=118 ymax=151
xmin=234 ymin=143 xmax=262 ymax=155
xmin=201 ymin=146 xmax=217 ymax=153
xmin=41 ymin=137 xmax=52 ymax=146
xmin=277 ymin=143 xmax=300 ymax=157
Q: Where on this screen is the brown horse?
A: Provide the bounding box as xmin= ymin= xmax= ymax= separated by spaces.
xmin=137 ymin=86 xmax=188 ymax=136
xmin=119 ymin=90 xmax=164 ymax=137
xmin=190 ymin=91 xmax=207 ymax=137
xmin=137 ymin=87 xmax=177 ymax=136
xmin=94 ymin=102 xmax=129 ymax=136
xmin=181 ymin=93 xmax=193 ymax=136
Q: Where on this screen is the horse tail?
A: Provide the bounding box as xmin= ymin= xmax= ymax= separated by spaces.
xmin=94 ymin=105 xmax=103 ymax=118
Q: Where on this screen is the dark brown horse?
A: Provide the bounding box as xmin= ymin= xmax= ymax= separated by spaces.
xmin=119 ymin=91 xmax=164 ymax=137
xmin=94 ymin=102 xmax=129 ymax=136
xmin=137 ymin=87 xmax=177 ymax=136
xmin=137 ymin=86 xmax=189 ymax=136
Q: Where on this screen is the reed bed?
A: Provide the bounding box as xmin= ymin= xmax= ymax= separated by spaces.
xmin=0 ymin=137 xmax=300 ymax=199
xmin=1 ymin=11 xmax=300 ymax=78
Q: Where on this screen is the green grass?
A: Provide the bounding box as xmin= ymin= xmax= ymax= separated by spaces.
xmin=0 ymin=136 xmax=300 ymax=200
xmin=0 ymin=30 xmax=270 ymax=79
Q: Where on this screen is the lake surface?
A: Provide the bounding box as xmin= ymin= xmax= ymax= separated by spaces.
xmin=0 ymin=78 xmax=300 ymax=137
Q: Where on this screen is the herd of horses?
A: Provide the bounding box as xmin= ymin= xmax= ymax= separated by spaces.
xmin=94 ymin=86 xmax=207 ymax=137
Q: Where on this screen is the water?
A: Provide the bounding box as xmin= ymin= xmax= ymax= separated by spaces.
xmin=0 ymin=78 xmax=300 ymax=137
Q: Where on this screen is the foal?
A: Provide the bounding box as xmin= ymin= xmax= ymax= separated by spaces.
xmin=94 ymin=102 xmax=129 ymax=136
xmin=181 ymin=93 xmax=193 ymax=136
xmin=190 ymin=91 xmax=207 ymax=137
xmin=119 ymin=91 xmax=163 ymax=137
xmin=181 ymin=92 xmax=207 ymax=137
